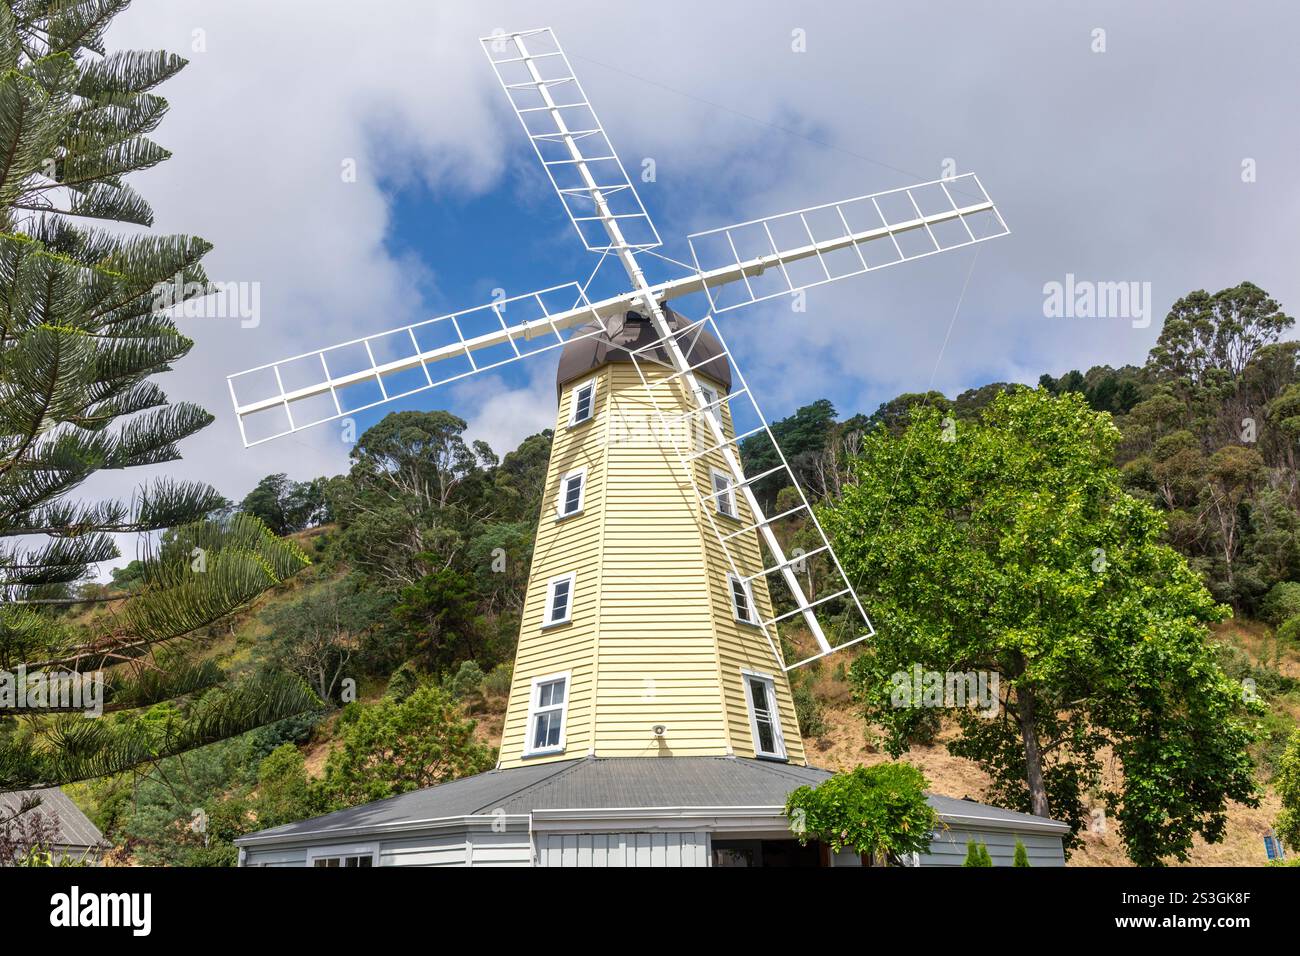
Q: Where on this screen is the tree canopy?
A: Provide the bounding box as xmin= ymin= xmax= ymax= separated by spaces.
xmin=820 ymin=388 xmax=1261 ymax=865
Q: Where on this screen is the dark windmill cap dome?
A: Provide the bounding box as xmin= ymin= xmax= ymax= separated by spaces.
xmin=556 ymin=304 xmax=731 ymax=398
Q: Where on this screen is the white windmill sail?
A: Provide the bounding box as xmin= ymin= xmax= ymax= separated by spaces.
xmin=226 ymin=26 xmax=1011 ymax=670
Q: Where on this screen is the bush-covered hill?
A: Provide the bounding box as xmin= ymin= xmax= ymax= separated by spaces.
xmin=56 ymin=280 xmax=1300 ymax=866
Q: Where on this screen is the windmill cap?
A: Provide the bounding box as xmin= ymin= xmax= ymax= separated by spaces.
xmin=555 ymin=304 xmax=732 ymax=398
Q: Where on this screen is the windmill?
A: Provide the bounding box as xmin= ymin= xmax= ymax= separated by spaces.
xmin=226 ymin=28 xmax=1008 ymax=767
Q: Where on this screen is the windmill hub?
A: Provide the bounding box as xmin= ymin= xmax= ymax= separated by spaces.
xmin=556 ymin=304 xmax=731 ymax=396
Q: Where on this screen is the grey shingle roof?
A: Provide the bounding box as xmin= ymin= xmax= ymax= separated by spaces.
xmin=238 ymin=757 xmax=1067 ymax=844
xmin=0 ymin=787 xmax=106 ymax=850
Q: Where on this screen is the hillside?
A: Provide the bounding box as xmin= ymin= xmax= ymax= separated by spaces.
xmin=51 ymin=280 xmax=1300 ymax=866
xmin=67 ymin=529 xmax=1293 ymax=867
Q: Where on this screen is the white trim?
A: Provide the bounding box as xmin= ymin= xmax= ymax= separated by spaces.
xmin=741 ymin=669 xmax=787 ymax=760
xmin=727 ymin=572 xmax=756 ymax=625
xmin=710 ymin=468 xmax=737 ymax=519
xmin=542 ymin=572 xmax=577 ymax=627
xmin=235 ymin=814 xmax=534 ymax=848
xmin=555 ymin=466 xmax=587 ymax=519
xmin=698 ymin=383 xmax=722 ymax=426
xmin=522 ymin=670 xmax=571 ymax=758
xmin=568 ymin=377 xmax=597 ymax=426
xmin=235 ymin=800 xmax=1069 ymax=852
xmin=304 ymin=842 xmax=379 ymax=867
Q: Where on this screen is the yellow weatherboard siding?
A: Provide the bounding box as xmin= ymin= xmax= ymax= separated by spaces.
xmin=498 ymin=359 xmax=806 ymax=767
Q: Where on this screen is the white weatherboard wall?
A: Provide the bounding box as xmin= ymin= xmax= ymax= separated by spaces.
xmin=536 ymin=831 xmax=709 ymax=867
xmin=238 ymin=814 xmax=1067 ymax=867
xmin=240 ymin=820 xmax=533 ymax=868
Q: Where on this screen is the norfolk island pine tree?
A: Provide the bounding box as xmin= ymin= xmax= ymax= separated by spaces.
xmin=0 ymin=0 xmax=316 ymax=794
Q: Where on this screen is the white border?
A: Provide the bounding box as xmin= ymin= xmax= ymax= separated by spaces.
xmin=710 ymin=467 xmax=737 ymax=518
xmin=568 ymin=377 xmax=597 ymax=426
xmin=304 ymin=842 xmax=380 ymax=867
xmin=542 ymin=572 xmax=577 ymax=627
xmin=522 ymin=670 xmax=572 ymax=758
xmin=741 ymin=669 xmax=787 ymax=760
xmin=556 ymin=466 xmax=587 ymax=519
xmin=727 ymin=572 xmax=756 ymax=625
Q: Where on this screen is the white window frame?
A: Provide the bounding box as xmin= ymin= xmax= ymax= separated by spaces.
xmin=710 ymin=468 xmax=737 ymax=519
xmin=556 ymin=467 xmax=587 ymax=520
xmin=542 ymin=572 xmax=577 ymax=627
xmin=728 ymin=572 xmax=757 ymax=626
xmin=568 ymin=377 xmax=597 ymax=427
xmin=741 ymin=670 xmax=787 ymax=761
xmin=698 ymin=383 xmax=722 ymax=427
xmin=305 ymin=843 xmax=379 ymax=867
xmin=523 ymin=670 xmax=571 ymax=757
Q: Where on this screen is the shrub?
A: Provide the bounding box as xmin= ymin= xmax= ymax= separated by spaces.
xmin=1276 ymin=729 xmax=1300 ymax=853
xmin=792 ymin=681 xmax=827 ymax=738
xmin=784 ymin=762 xmax=938 ymax=864
xmin=385 ymin=662 xmax=421 ymax=702
xmin=1278 ymin=616 xmax=1300 ymax=649
xmin=255 ymin=744 xmax=313 ymax=830
xmin=449 ymin=660 xmax=486 ymax=700
xmin=963 ymin=840 xmax=992 ymax=867
xmin=317 ymin=684 xmax=495 ymax=810
xmin=1262 ymin=581 xmax=1300 ymax=627
xmin=1013 ymin=839 xmax=1030 ymax=867
xmin=483 ymin=662 xmax=513 ymax=698
xmin=247 ymin=710 xmax=324 ymax=762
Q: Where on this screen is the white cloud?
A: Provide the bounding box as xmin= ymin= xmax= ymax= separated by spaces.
xmin=82 ymin=0 xmax=1300 ymax=549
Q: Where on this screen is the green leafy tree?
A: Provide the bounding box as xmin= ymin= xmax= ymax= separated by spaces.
xmin=740 ymin=399 xmax=838 ymax=510
xmin=119 ymin=735 xmax=246 ymax=866
xmin=784 ymin=762 xmax=938 ymax=865
xmin=1276 ymin=729 xmax=1300 ymax=853
xmin=239 ymin=473 xmax=327 ymax=535
xmin=393 ymin=564 xmax=485 ymax=670
xmin=821 ymin=388 xmax=1260 ymax=865
xmin=327 ymin=411 xmax=491 ymax=588
xmin=253 ymin=742 xmax=311 ymax=830
xmin=262 ymin=580 xmax=378 ymax=705
xmin=1148 ymin=282 xmax=1293 ymax=393
xmin=1260 ymin=582 xmax=1300 ymax=627
xmin=0 ymin=2 xmax=316 ymax=790
xmin=317 ymin=683 xmax=494 ymax=810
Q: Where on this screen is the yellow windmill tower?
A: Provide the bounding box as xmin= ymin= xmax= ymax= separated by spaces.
xmin=229 ymin=28 xmax=1027 ymax=868
xmin=228 ymin=23 xmax=1005 ymax=766
xmin=497 ymin=307 xmax=804 ymax=767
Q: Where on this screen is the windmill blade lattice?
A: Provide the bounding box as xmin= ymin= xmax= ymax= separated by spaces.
xmin=623 ymin=315 xmax=875 ymax=670
xmin=480 ymin=28 xmax=661 ymax=253
xmin=227 ymin=283 xmax=608 ymax=446
xmin=689 ymin=173 xmax=1007 ymax=313
xmin=225 ymin=26 xmax=1011 ymax=671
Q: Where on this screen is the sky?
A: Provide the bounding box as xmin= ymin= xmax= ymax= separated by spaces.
xmin=87 ymin=0 xmax=1300 ymax=556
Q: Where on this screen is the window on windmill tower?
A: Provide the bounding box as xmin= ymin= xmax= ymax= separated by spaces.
xmin=728 ymin=573 xmax=756 ymax=625
xmin=711 ymin=469 xmax=736 ymax=518
xmin=543 ymin=572 xmax=576 ymax=627
xmin=743 ymin=672 xmax=786 ymax=760
xmin=569 ymin=378 xmax=597 ymax=426
xmin=525 ymin=672 xmax=570 ymax=756
xmin=557 ymin=468 xmax=586 ymax=518
xmin=698 ymin=384 xmax=722 ymax=427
